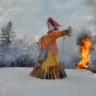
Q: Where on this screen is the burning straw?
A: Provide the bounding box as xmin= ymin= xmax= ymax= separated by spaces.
xmin=76 ymin=30 xmax=96 ymax=73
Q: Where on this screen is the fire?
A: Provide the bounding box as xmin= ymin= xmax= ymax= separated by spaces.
xmin=76 ymin=38 xmax=92 ymax=70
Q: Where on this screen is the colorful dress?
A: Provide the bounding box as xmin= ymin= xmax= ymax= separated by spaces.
xmin=29 ymin=30 xmax=67 ymax=79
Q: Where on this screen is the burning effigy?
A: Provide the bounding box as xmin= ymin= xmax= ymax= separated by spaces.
xmin=29 ymin=17 xmax=72 ymax=79
xmin=76 ymin=31 xmax=96 ymax=73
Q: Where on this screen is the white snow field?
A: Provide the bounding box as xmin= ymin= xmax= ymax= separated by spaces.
xmin=0 ymin=67 xmax=96 ymax=96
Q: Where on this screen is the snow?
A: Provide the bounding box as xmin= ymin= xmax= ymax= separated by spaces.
xmin=0 ymin=67 xmax=96 ymax=96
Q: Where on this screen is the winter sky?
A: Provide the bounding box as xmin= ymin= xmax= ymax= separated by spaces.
xmin=0 ymin=0 xmax=96 ymax=60
xmin=0 ymin=0 xmax=95 ymax=38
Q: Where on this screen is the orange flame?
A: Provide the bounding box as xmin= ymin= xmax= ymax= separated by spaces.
xmin=76 ymin=38 xmax=92 ymax=70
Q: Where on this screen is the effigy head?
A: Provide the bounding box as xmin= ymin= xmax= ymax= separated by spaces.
xmin=47 ymin=17 xmax=61 ymax=31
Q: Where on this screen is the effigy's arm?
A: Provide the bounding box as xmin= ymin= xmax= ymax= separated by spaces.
xmin=50 ymin=30 xmax=66 ymax=40
xmin=50 ymin=26 xmax=72 ymax=40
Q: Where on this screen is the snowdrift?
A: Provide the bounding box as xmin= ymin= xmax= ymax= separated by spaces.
xmin=0 ymin=67 xmax=96 ymax=96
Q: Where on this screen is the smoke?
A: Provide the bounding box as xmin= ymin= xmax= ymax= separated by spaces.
xmin=82 ymin=0 xmax=96 ymax=25
xmin=79 ymin=0 xmax=96 ymax=71
xmin=76 ymin=29 xmax=96 ymax=47
xmin=83 ymin=0 xmax=96 ymax=7
xmin=0 ymin=35 xmax=39 ymax=66
xmin=83 ymin=0 xmax=96 ymax=8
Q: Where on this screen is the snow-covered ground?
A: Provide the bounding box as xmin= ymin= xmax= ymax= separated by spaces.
xmin=0 ymin=67 xmax=96 ymax=96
